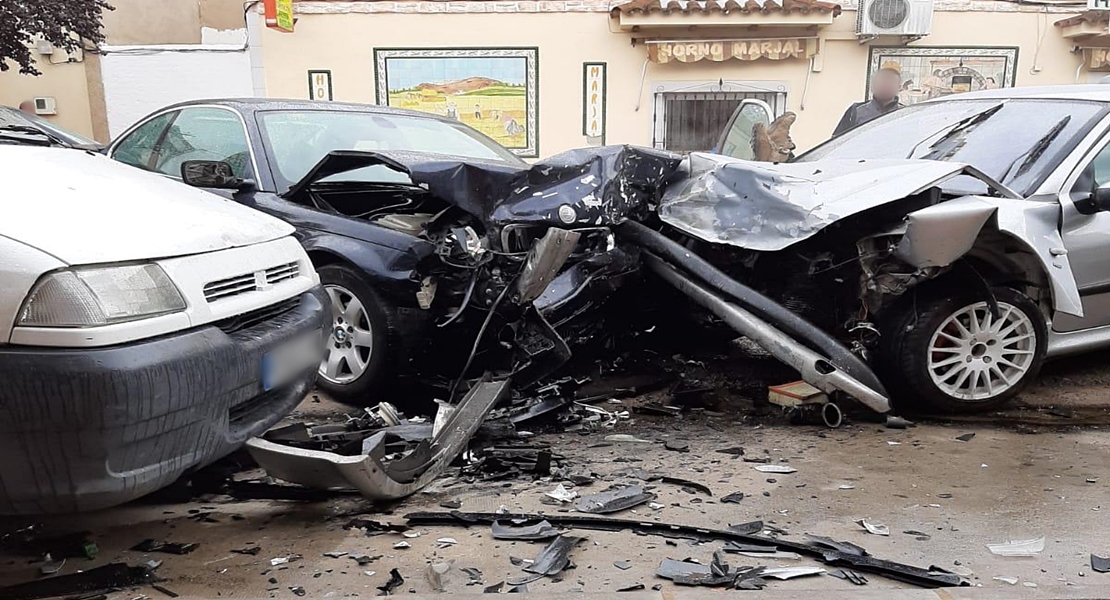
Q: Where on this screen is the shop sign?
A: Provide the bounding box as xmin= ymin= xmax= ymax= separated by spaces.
xmin=265 ymin=0 xmax=294 ymax=32
xmin=648 ymin=39 xmax=813 ymax=64
xmin=1087 ymin=47 xmax=1110 ymax=70
xmin=1088 ymin=0 xmax=1110 ymax=11
xmin=308 ymin=70 xmax=333 ymax=101
xmin=582 ymin=63 xmax=606 ymax=141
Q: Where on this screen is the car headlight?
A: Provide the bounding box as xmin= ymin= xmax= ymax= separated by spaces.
xmin=18 ymin=264 xmax=186 ymax=328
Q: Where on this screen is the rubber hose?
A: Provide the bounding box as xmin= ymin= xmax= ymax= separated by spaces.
xmin=618 ymin=220 xmax=889 ymax=397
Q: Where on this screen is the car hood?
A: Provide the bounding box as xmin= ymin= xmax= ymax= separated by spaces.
xmin=658 ymin=154 xmax=1017 ymax=252
xmin=282 ymin=147 xmax=683 ymax=229
xmin=1 ymin=147 xmax=293 ymax=265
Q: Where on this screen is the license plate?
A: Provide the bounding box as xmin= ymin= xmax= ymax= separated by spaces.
xmin=262 ymin=330 xmax=323 ymax=391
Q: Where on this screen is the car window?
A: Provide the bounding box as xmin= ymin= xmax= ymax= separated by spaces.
xmin=112 ymin=112 xmax=176 ymax=170
xmin=257 ymin=110 xmax=524 ymax=191
xmin=1088 ymin=141 xmax=1110 ymax=189
xmin=718 ymin=101 xmax=772 ymax=160
xmin=154 ymin=107 xmax=253 ymax=179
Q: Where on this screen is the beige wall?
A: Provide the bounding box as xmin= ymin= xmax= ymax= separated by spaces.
xmin=0 ymin=56 xmax=95 ymax=138
xmin=100 ymin=0 xmax=244 ymax=44
xmin=262 ymin=9 xmax=1085 ymax=156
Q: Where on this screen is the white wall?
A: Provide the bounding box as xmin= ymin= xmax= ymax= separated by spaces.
xmin=100 ymin=46 xmax=253 ymax=137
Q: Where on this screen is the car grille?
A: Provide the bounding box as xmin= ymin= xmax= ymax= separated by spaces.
xmin=203 ymin=262 xmax=300 ymax=303
xmin=215 ymin=297 xmax=300 ymax=334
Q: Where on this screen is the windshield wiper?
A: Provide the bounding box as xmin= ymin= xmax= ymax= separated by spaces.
xmin=906 ymin=103 xmax=1005 ymax=160
xmin=996 ymin=116 xmax=1071 ymax=185
xmin=0 ymin=124 xmax=69 ymax=147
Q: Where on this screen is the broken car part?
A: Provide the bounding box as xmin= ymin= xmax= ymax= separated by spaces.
xmin=0 ymin=563 xmax=157 ymax=600
xmin=377 ymin=568 xmax=405 ymax=596
xmin=575 ymin=485 xmax=656 ymax=514
xmin=523 ymin=536 xmax=585 ymax=576
xmin=405 ymin=511 xmax=962 ymax=588
xmin=986 ymin=537 xmax=1045 ymax=557
xmin=830 ymin=568 xmax=869 ymax=585
xmin=492 ymin=520 xmax=562 ymax=541
xmin=246 ymin=375 xmax=509 ymax=500
xmin=1092 ymin=554 xmax=1110 ymax=573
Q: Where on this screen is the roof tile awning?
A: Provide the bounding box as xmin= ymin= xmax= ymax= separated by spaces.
xmin=610 ymin=0 xmax=841 ymax=29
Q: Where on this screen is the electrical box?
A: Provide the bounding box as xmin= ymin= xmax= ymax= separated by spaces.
xmin=34 ymin=97 xmax=57 ymax=116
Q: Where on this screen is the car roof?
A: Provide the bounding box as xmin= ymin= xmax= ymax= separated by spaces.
xmin=922 ymin=84 xmax=1110 ymax=104
xmin=155 ymin=98 xmax=453 ymax=122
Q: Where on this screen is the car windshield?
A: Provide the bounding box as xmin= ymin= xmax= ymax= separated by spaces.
xmin=0 ymin=106 xmax=100 ymax=148
xmin=257 ymin=109 xmax=525 ymax=190
xmin=797 ymin=99 xmax=1108 ymax=197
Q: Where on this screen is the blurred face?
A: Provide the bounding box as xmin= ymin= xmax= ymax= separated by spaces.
xmin=871 ymin=70 xmax=901 ymax=103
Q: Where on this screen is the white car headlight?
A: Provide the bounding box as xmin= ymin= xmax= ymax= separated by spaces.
xmin=18 ymin=264 xmax=186 ymax=328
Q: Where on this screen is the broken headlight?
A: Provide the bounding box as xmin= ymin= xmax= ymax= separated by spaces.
xmin=18 ymin=264 xmax=186 ymax=328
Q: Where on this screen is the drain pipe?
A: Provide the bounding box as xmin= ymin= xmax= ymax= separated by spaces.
xmin=646 ymin=254 xmax=891 ymax=414
xmin=619 ymin=220 xmax=889 ymax=398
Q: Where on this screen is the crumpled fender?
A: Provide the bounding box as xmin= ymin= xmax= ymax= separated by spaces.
xmin=897 ymin=196 xmax=1082 ymax=317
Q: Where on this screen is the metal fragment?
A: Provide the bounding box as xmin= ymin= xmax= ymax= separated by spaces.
xmin=576 ymin=486 xmax=655 ymax=514
xmin=523 ymin=536 xmax=585 ymax=576
xmin=492 ymin=520 xmax=562 ymax=541
xmin=987 ymin=537 xmax=1044 ymax=557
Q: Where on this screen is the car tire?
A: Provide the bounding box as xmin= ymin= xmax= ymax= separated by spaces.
xmin=316 ymin=264 xmax=396 ymax=404
xmin=882 ymin=285 xmax=1047 ymax=413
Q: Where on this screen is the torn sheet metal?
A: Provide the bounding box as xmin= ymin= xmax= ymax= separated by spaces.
xmin=576 ymin=485 xmax=656 ymax=514
xmin=523 ymin=536 xmax=584 ymax=575
xmin=405 ymin=511 xmax=962 ymax=588
xmin=516 ymin=229 xmax=581 ymax=303
xmin=246 ymin=377 xmax=509 ymax=500
xmin=658 ymin=154 xmax=998 ymax=252
xmin=895 ymin=198 xmax=997 ymax=268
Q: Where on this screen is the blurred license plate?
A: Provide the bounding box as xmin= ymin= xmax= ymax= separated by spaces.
xmin=262 ymin=330 xmax=323 ymax=391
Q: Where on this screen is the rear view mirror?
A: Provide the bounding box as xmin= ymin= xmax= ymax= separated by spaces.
xmin=181 ymin=160 xmax=254 ymax=191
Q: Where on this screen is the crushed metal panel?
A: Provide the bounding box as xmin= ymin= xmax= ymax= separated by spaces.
xmin=516 ymin=228 xmax=582 ymax=304
xmin=658 ymin=155 xmax=992 ymax=252
xmin=246 ymin=377 xmax=510 ymax=500
xmin=895 ymin=198 xmax=998 ymax=268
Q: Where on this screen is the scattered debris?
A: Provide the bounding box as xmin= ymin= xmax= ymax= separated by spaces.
xmin=406 ymin=511 xmax=963 ymax=588
xmin=484 ymin=581 xmax=505 ymax=593
xmin=461 ymin=567 xmax=484 ymax=586
xmin=437 ymin=537 xmax=458 ymax=546
xmin=955 ymin=433 xmax=976 ymax=442
xmin=903 ymin=530 xmax=932 ymax=541
xmin=322 ymin=551 xmax=347 ymax=558
xmin=523 ymin=536 xmax=585 ymax=576
xmin=614 ymin=561 xmax=632 ymax=570
xmin=289 ymin=586 xmax=306 ymax=597
xmin=544 ymin=484 xmax=578 ymax=504
xmin=830 ymin=569 xmax=869 ymax=585
xmin=39 ymin=555 xmax=65 ymax=576
xmin=440 ymin=500 xmax=462 ymax=509
xmin=426 ymin=560 xmax=454 ymax=592
xmin=377 ymin=569 xmax=405 ymax=596
xmin=492 ymin=520 xmax=562 ymax=541
xmin=1023 ymin=582 xmax=1038 ymax=588
xmin=716 ymin=447 xmax=744 ymax=456
xmin=838 ymin=484 xmax=855 ymax=490
xmin=617 ymin=583 xmax=645 ymax=591
xmin=721 ymin=492 xmax=745 ymax=504
xmin=0 ymin=563 xmax=157 ymax=600
xmin=856 ymin=519 xmax=890 ymax=536
xmin=987 ymin=537 xmax=1045 ymax=557
xmin=762 ymin=566 xmax=826 ymax=580
xmin=664 ymin=440 xmax=690 ymax=453
xmin=804 ymin=535 xmax=867 ymax=557
xmin=884 ymin=416 xmax=913 ymax=429
xmin=349 ymin=554 xmax=382 ymax=566
xmin=152 ymin=583 xmax=180 ymax=598
xmin=392 ymin=541 xmax=411 ymax=550
xmin=576 ymin=486 xmax=656 ymax=514
xmin=131 ymin=540 xmax=198 ymax=555
xmin=993 ymin=576 xmax=1019 ymax=585
xmin=604 ymin=434 xmax=651 ymax=444
xmin=754 ymin=465 xmax=796 ymax=474
xmin=231 ymin=546 xmax=261 ymax=556
xmin=658 ymin=477 xmax=713 ymax=496
xmin=1092 ymin=554 xmax=1110 ymax=573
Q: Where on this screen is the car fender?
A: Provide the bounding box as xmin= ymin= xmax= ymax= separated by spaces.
xmin=897 ymin=196 xmax=1082 ymax=317
xmin=296 ymin=229 xmax=434 ymax=307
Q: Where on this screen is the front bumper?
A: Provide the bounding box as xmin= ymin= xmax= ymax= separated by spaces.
xmin=0 ymin=286 xmax=328 ymax=515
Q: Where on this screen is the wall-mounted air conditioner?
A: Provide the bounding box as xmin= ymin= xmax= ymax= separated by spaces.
xmin=857 ymin=0 xmax=934 ymax=37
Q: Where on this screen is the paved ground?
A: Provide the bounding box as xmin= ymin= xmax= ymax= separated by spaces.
xmin=4 ymin=350 xmax=1110 ymax=598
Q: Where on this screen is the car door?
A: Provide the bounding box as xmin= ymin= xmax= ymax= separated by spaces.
xmin=111 ymin=106 xmax=257 ymax=198
xmin=1056 ymin=132 xmax=1110 ymax=332
xmin=714 ymin=99 xmax=774 ymax=160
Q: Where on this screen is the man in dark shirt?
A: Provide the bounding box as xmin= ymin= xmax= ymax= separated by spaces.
xmin=833 ymin=67 xmax=904 ymax=137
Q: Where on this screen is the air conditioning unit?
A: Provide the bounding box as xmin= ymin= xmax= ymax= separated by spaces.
xmin=34 ymin=97 xmax=57 ymax=116
xmin=36 ymin=40 xmax=54 ymax=55
xmin=857 ymin=0 xmax=934 ymax=37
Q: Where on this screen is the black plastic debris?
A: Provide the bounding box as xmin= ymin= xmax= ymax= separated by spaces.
xmin=344 ymin=518 xmax=409 ymax=537
xmin=722 ymin=541 xmax=778 ymax=554
xmin=1093 ymin=554 xmax=1110 ymax=573
xmin=884 ymin=416 xmax=913 ymax=430
xmin=377 ymin=569 xmax=404 ymax=596
xmin=152 ymin=584 xmax=179 ymax=598
xmin=231 ymin=546 xmax=261 ymax=556
xmin=1 ymin=529 xmax=98 ymax=560
xmin=523 ymin=536 xmax=584 ymax=576
xmin=407 ymin=511 xmax=961 ymax=588
xmin=830 ymin=569 xmax=869 ymax=585
xmin=0 ymin=563 xmax=157 ymax=600
xmin=492 ymin=520 xmax=562 ymax=541
xmin=461 ymin=567 xmax=484 ymax=586
xmin=576 ymin=486 xmax=655 ymax=514
xmin=903 ymin=530 xmax=932 ymax=541
xmin=660 ymin=477 xmax=712 ymax=496
xmin=440 ymin=500 xmax=462 ymax=510
xmin=617 ymin=583 xmax=645 ymax=592
xmin=716 ymin=447 xmax=745 ymax=456
xmin=290 ymin=586 xmax=306 ymax=597
xmin=955 ymin=433 xmax=976 ymax=442
xmin=804 ymin=535 xmax=868 ymax=557
xmin=350 ymin=554 xmax=383 ymax=566
xmin=721 ymin=492 xmax=745 ymax=504
xmin=484 ymin=581 xmax=504 ymax=593
xmin=130 ymin=540 xmax=198 ymax=555
xmin=665 ymin=440 xmax=690 ymax=453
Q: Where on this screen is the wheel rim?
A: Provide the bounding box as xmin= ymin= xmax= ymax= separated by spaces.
xmin=927 ymin=300 xmax=1036 ymax=401
xmin=319 ymin=284 xmax=373 ymax=384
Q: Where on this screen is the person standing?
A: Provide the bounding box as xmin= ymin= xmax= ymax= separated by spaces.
xmin=833 ymin=67 xmax=904 ymax=137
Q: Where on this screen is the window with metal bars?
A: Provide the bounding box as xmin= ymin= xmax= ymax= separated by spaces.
xmin=653 ymin=90 xmax=786 ymax=153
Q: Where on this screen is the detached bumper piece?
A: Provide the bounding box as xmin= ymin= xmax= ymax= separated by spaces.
xmin=247 ymin=375 xmax=510 ymax=500
xmin=0 ymin=287 xmax=329 ymax=515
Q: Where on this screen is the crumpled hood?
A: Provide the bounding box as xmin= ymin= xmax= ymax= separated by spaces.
xmin=285 ymin=146 xmax=683 ymax=229
xmin=1 ymin=147 xmax=293 ymax=265
xmin=658 ymin=154 xmax=1009 ymax=252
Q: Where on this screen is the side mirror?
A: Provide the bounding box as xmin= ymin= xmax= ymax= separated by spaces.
xmin=181 ymin=160 xmax=255 ymax=191
xmin=1077 ymin=184 xmax=1110 ymax=215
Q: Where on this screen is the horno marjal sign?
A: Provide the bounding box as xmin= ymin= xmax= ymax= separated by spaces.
xmin=648 ymin=39 xmax=815 ymax=64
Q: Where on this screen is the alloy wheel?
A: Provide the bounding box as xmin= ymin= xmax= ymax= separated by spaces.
xmin=319 ymin=284 xmax=373 ymax=384
xmin=926 ymin=300 xmax=1036 ymax=401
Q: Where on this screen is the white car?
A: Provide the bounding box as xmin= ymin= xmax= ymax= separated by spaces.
xmin=0 ymin=145 xmax=327 ymax=514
